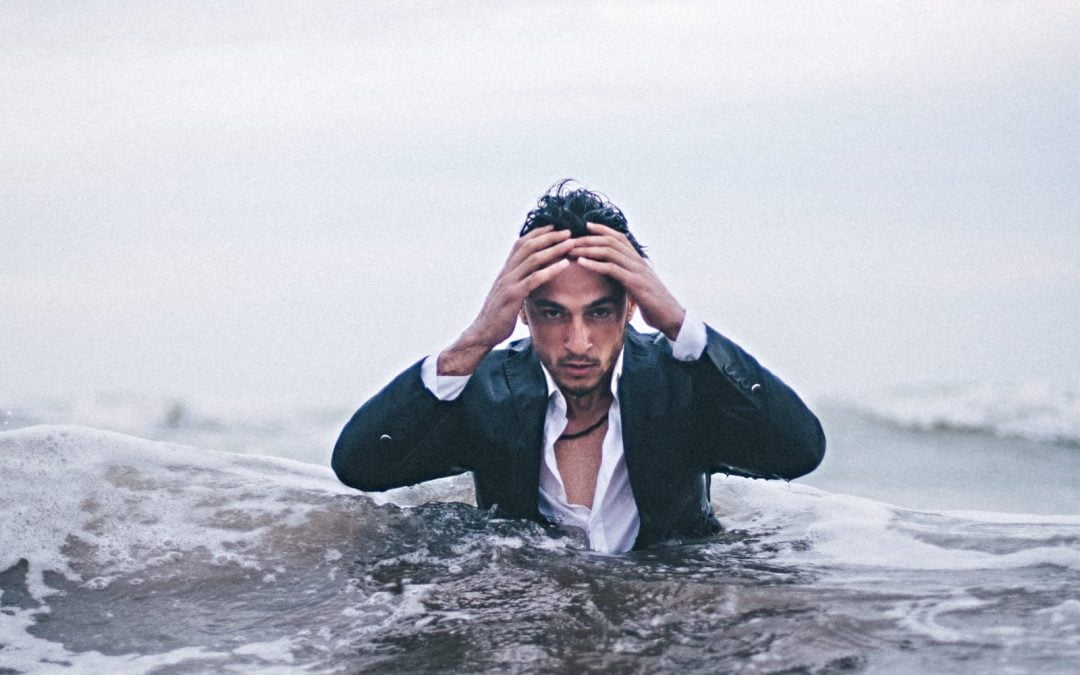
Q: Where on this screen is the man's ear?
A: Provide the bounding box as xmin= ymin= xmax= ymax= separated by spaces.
xmin=625 ymin=296 xmax=637 ymax=324
xmin=519 ymin=304 xmax=530 ymax=326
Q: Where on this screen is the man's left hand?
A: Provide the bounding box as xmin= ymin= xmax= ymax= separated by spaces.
xmin=572 ymin=223 xmax=686 ymax=341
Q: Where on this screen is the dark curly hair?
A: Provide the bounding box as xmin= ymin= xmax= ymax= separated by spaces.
xmin=519 ymin=179 xmax=647 ymax=258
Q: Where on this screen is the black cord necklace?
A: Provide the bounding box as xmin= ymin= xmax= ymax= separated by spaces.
xmin=558 ymin=413 xmax=608 ymax=441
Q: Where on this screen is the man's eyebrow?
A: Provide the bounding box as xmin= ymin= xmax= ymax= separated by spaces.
xmin=530 ymin=299 xmax=566 ymax=310
xmin=587 ymin=295 xmax=622 ymax=309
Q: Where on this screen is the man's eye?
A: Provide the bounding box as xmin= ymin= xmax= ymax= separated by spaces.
xmin=591 ymin=308 xmax=613 ymax=318
xmin=543 ymin=309 xmax=563 ymax=319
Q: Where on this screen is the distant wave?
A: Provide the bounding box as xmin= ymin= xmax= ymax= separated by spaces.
xmin=838 ymin=382 xmax=1080 ymax=447
xmin=0 ymin=391 xmax=352 ymax=465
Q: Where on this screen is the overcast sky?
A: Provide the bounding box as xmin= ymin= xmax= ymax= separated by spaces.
xmin=3 ymin=1 xmax=1079 ymax=405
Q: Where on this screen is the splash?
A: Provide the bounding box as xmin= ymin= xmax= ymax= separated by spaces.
xmin=2 ymin=425 xmax=1080 ymax=672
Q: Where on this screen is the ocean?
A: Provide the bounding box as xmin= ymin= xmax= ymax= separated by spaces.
xmin=2 ymin=383 xmax=1080 ymax=672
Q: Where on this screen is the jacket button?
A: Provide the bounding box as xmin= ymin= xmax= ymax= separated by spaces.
xmin=379 ymin=434 xmax=392 ymax=441
xmin=750 ymin=383 xmax=762 ymax=394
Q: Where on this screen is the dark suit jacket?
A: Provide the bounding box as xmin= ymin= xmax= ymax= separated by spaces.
xmin=332 ymin=324 xmax=825 ymax=549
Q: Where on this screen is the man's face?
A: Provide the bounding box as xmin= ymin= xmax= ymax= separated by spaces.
xmin=520 ymin=262 xmax=636 ymax=398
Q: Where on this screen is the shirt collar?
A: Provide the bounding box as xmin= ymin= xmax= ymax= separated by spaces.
xmin=539 ymin=347 xmax=624 ymax=400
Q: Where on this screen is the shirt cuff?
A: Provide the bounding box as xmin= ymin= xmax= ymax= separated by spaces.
xmin=668 ymin=311 xmax=707 ymax=361
xmin=420 ymin=355 xmax=471 ymax=401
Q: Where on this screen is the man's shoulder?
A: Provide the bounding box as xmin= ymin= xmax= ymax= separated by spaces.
xmin=487 ymin=336 xmax=532 ymax=362
xmin=623 ymin=324 xmax=676 ymax=366
xmin=468 ymin=336 xmax=538 ymax=380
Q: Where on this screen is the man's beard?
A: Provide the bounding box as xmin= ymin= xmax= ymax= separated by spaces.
xmin=554 ymin=367 xmax=610 ymax=399
xmin=561 ymin=382 xmax=600 ymax=398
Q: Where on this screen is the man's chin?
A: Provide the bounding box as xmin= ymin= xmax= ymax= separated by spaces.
xmin=554 ymin=377 xmax=604 ymax=399
xmin=549 ymin=363 xmax=613 ymax=399
xmin=562 ymin=386 xmax=598 ymax=398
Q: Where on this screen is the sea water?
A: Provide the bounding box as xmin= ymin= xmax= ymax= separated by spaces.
xmin=2 ymin=384 xmax=1080 ymax=672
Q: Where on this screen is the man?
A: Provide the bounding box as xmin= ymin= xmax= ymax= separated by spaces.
xmin=333 ymin=181 xmax=825 ymax=553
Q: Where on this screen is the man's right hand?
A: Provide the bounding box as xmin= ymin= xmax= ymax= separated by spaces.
xmin=437 ymin=226 xmax=574 ymax=376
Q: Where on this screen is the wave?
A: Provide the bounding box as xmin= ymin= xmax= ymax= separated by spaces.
xmin=2 ymin=425 xmax=1080 ymax=672
xmin=1 ymin=391 xmax=350 ymax=465
xmin=836 ymin=381 xmax=1080 ymax=447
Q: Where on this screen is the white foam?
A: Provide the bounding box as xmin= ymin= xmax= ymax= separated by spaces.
xmin=233 ymin=637 xmax=298 ymax=664
xmin=0 ymin=605 xmax=231 ymax=675
xmin=0 ymin=424 xmax=426 ymax=671
xmin=0 ymin=615 xmax=308 ymax=674
xmin=1035 ymin=599 xmax=1080 ymax=630
xmin=0 ymin=425 xmax=351 ymax=601
xmin=883 ymin=592 xmax=991 ymax=642
xmin=5 ymin=423 xmax=1078 ymax=596
xmin=710 ymin=476 xmax=1080 ymax=571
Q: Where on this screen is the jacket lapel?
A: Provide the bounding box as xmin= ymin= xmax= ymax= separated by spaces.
xmin=618 ymin=329 xmax=662 ymax=530
xmin=503 ymin=340 xmax=548 ymax=517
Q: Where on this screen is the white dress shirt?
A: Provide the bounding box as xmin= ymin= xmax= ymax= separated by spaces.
xmin=420 ymin=314 xmax=708 ymax=554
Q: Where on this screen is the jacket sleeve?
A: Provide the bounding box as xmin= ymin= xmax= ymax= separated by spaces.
xmin=693 ymin=325 xmax=825 ymax=480
xmin=332 ymin=359 xmax=475 ymax=491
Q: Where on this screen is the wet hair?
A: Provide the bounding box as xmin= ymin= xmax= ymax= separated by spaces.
xmin=520 ymin=179 xmax=647 ymax=258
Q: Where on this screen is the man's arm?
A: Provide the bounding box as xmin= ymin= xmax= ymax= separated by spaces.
xmin=332 ymin=360 xmax=474 ymax=491
xmin=572 ymin=222 xmax=824 ymax=480
xmin=332 ymin=226 xmax=575 ymax=491
xmin=691 ymin=326 xmax=825 ymax=480
xmin=572 ymin=223 xmax=687 ymax=341
xmin=437 ymin=226 xmax=575 ymax=375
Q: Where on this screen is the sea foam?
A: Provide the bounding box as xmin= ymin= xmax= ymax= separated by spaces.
xmin=0 ymin=425 xmax=350 ymax=601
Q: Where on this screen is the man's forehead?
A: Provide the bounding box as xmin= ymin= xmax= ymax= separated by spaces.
xmin=527 ymin=264 xmax=626 ymax=305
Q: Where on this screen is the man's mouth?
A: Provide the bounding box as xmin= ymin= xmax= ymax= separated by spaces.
xmin=560 ymin=361 xmax=599 ymax=376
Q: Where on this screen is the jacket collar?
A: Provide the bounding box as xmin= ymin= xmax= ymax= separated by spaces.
xmin=613 ymin=327 xmax=658 ymax=521
xmin=502 ymin=341 xmax=548 ymax=517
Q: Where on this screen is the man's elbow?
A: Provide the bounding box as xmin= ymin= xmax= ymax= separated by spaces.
xmin=331 ymin=432 xmax=391 ymax=492
xmin=331 ymin=440 xmax=362 ymax=489
xmin=781 ymin=417 xmax=826 ymax=479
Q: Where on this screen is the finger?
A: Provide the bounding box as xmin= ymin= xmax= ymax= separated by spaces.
xmin=571 ymin=233 xmax=633 ymax=249
xmin=569 ymin=245 xmax=641 ymax=272
xmin=517 ymin=224 xmax=555 ymax=241
xmin=507 ymin=225 xmax=557 ymax=257
xmin=585 ymin=222 xmax=634 ymax=242
xmin=506 ymin=228 xmax=572 ymax=267
xmin=577 ymin=226 xmax=638 ymax=256
xmin=510 ymin=237 xmax=575 ymax=281
xmin=520 ymin=257 xmax=571 ymax=292
xmin=574 ymin=256 xmax=635 ymax=286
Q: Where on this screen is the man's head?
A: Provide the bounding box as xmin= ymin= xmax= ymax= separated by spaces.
xmin=519 ymin=181 xmax=642 ymax=398
xmin=519 ymin=179 xmax=647 ymax=258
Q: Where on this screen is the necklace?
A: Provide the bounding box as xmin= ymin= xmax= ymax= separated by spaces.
xmin=558 ymin=413 xmax=608 ymax=441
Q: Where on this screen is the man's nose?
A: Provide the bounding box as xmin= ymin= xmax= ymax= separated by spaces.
xmin=565 ymin=317 xmax=592 ymax=353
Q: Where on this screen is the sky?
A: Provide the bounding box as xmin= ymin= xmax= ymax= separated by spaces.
xmin=3 ymin=1 xmax=1079 ymax=406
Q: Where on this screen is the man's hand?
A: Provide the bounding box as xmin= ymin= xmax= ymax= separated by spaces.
xmin=572 ymin=223 xmax=686 ymax=341
xmin=438 ymin=226 xmax=575 ymax=376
